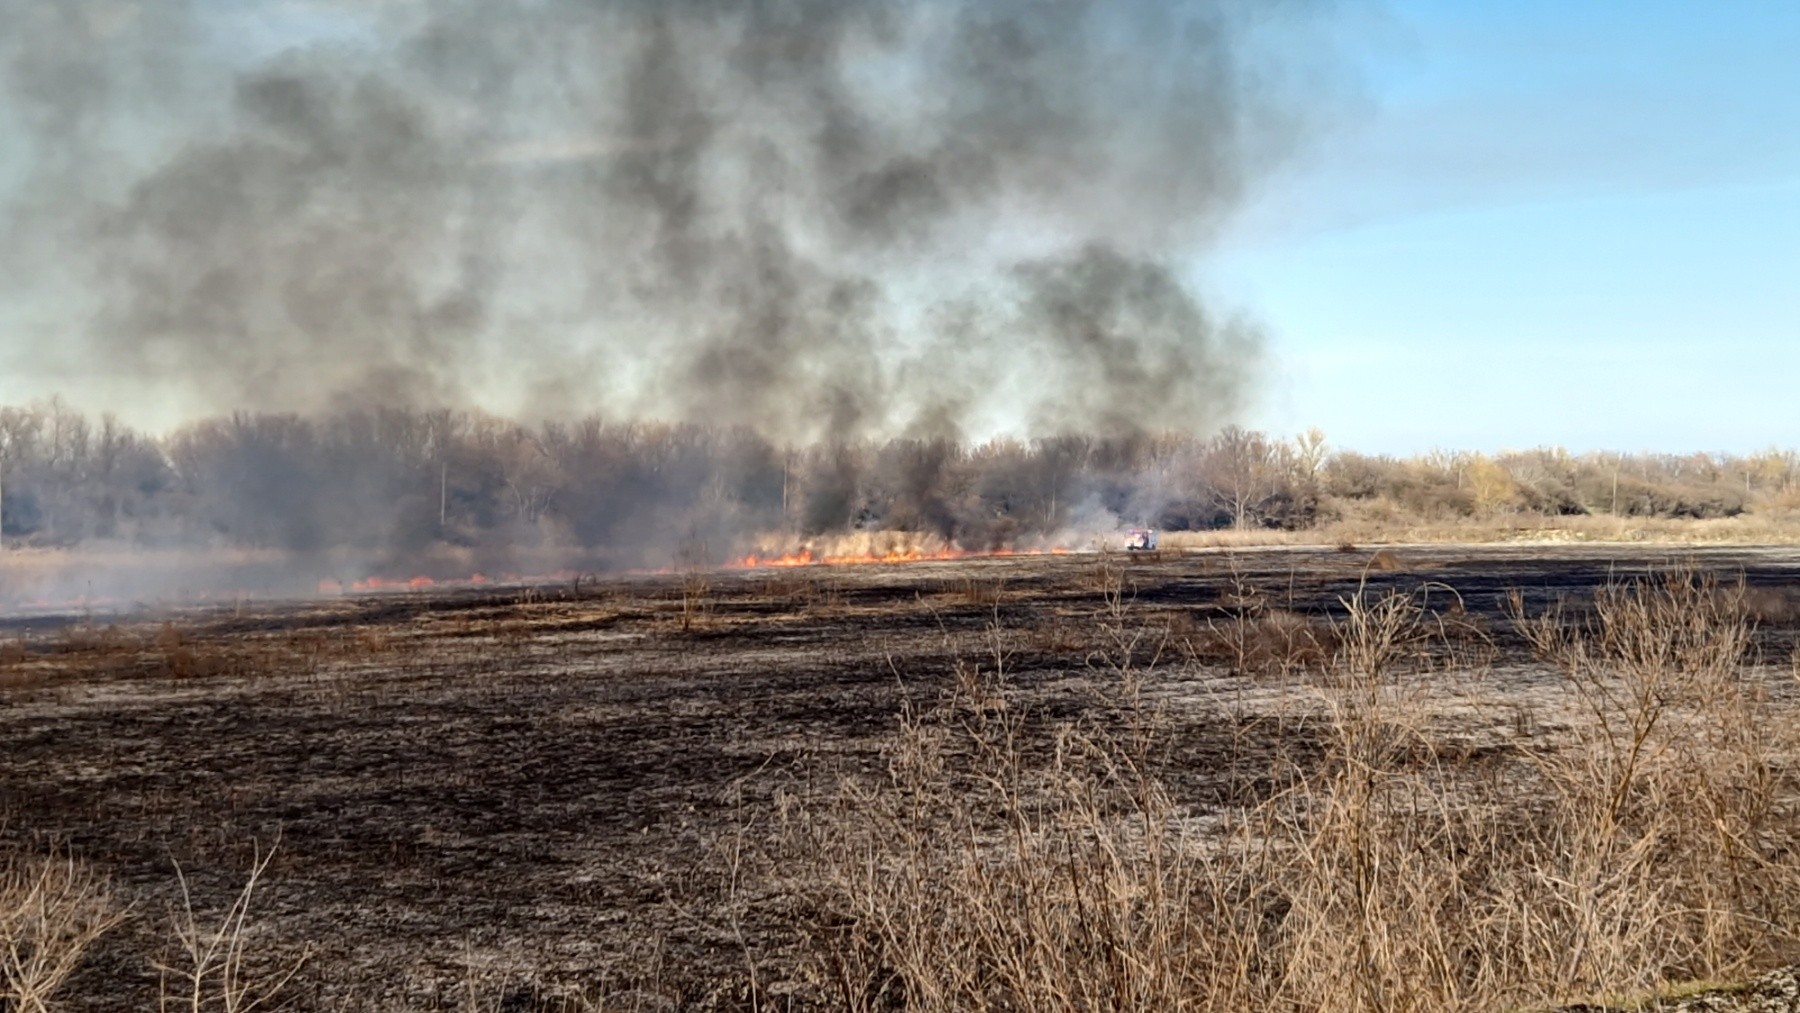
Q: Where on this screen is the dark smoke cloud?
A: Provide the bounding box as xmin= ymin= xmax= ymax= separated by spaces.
xmin=2 ymin=0 xmax=1356 ymax=442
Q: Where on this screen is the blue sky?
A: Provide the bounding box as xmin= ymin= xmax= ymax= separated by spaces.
xmin=1218 ymin=0 xmax=1800 ymax=455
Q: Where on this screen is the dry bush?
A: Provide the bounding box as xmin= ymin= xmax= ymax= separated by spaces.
xmin=1502 ymin=570 xmax=1797 ymax=981
xmin=1185 ymin=606 xmax=1335 ymax=678
xmin=1738 ymin=584 xmax=1798 ymax=625
xmin=1268 ymin=572 xmax=1800 ymax=1007
xmin=1181 ymin=563 xmax=1336 ymax=678
xmin=678 ymin=569 xmax=713 ymax=633
xmin=52 ymin=623 xmax=134 ymax=657
xmin=157 ymin=844 xmax=308 ymax=1013
xmin=349 ymin=626 xmax=393 ymax=655
xmin=1082 ymin=551 xmax=1129 ymax=597
xmin=757 ymin=573 xmax=846 ymax=610
xmin=1 ymin=622 xmax=290 ymax=686
xmin=0 ymin=854 xmax=124 ymax=1012
xmin=809 ymin=578 xmax=846 ymax=610
xmin=492 ymin=616 xmax=535 ymax=648
xmin=0 ymin=842 xmax=318 ymax=1013
xmin=760 ymin=567 xmax=1800 ymax=1012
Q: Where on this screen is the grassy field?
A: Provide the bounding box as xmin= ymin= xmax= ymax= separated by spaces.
xmin=2 ymin=546 xmax=1799 ymax=1011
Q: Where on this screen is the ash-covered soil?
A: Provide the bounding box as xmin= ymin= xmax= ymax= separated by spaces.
xmin=3 ymin=545 xmax=1800 ymax=1010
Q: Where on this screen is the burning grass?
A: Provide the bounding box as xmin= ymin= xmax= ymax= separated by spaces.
xmin=731 ymin=530 xmax=1081 ymax=569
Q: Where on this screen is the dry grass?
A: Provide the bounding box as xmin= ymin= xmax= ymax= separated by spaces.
xmin=1158 ymin=512 xmax=1800 ymax=551
xmin=0 ymin=845 xmax=310 ymax=1013
xmin=756 ymin=568 xmax=1800 ymax=1012
xmin=0 ymin=621 xmax=333 ymax=689
xmin=949 ymin=577 xmax=1007 ymax=607
xmin=0 ymin=854 xmax=124 ymax=1012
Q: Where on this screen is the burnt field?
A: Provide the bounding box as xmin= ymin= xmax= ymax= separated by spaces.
xmin=4 ymin=545 xmax=1800 ymax=1011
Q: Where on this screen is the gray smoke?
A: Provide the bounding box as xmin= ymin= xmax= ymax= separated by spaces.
xmin=2 ymin=0 xmax=1353 ymax=442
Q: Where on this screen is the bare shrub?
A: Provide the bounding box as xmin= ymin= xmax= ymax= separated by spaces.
xmin=1022 ymin=616 xmax=1089 ymax=658
xmin=1739 ymin=584 xmax=1798 ymax=625
xmin=1264 ymin=568 xmax=1800 ymax=1007
xmin=1330 ymin=584 xmax=1432 ymax=683
xmin=152 ymin=623 xmax=238 ymax=680
xmin=809 ymin=577 xmax=845 ymax=610
xmin=1184 ymin=563 xmax=1336 ymax=678
xmin=156 ymin=844 xmax=309 ymax=1013
xmin=679 ymin=569 xmax=713 ymax=633
xmin=1187 ymin=605 xmax=1335 ymax=678
xmin=1180 ymin=554 xmax=1339 ymax=680
xmin=0 ymin=854 xmax=124 ymax=1012
xmin=1505 ymin=569 xmax=1794 ymax=982
xmin=1084 ymin=551 xmax=1129 ymax=598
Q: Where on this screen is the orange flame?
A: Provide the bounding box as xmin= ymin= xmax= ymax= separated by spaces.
xmin=312 ymin=546 xmax=1075 ymax=599
xmin=729 ymin=545 xmax=1069 ymax=570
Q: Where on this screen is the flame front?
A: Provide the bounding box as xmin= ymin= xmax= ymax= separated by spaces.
xmin=730 ymin=545 xmax=1068 ymax=569
xmin=313 ymin=541 xmax=1078 ymax=600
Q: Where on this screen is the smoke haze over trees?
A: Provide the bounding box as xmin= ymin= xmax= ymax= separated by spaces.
xmin=0 ymin=0 xmax=1361 ymax=441
xmin=1 ymin=403 xmax=1795 ymax=577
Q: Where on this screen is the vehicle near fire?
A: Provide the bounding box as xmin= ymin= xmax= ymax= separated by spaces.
xmin=1123 ymin=528 xmax=1159 ymax=551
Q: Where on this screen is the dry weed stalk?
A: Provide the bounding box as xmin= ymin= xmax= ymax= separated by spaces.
xmin=1507 ymin=569 xmax=1792 ymax=983
xmin=679 ymin=568 xmax=713 ymax=633
xmin=157 ymin=843 xmax=308 ymax=1013
xmin=0 ymin=854 xmax=124 ymax=1012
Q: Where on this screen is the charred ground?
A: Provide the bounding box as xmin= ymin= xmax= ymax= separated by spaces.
xmin=3 ymin=545 xmax=1800 ymax=1010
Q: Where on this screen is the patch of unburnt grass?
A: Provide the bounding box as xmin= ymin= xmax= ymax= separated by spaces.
xmin=746 ymin=566 xmax=1800 ymax=1012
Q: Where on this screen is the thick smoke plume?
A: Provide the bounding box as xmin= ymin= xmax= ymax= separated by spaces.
xmin=0 ymin=1 xmax=1360 ymax=591
xmin=2 ymin=0 xmax=1349 ymax=442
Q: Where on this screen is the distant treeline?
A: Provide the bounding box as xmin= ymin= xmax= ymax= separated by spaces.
xmin=0 ymin=402 xmax=1794 ymax=563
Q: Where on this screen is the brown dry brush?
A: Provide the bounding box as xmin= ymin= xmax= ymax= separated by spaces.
xmin=1501 ymin=571 xmax=1798 ymax=987
xmin=155 ymin=843 xmax=309 ymax=1013
xmin=0 ymin=845 xmax=306 ymax=1013
xmin=761 ymin=571 xmax=1800 ymax=1012
xmin=0 ymin=854 xmax=124 ymax=1012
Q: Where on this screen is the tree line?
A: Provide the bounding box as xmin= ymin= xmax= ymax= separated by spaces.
xmin=0 ymin=401 xmax=1794 ymax=561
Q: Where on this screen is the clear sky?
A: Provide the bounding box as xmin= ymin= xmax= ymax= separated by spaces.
xmin=1220 ymin=0 xmax=1800 ymax=455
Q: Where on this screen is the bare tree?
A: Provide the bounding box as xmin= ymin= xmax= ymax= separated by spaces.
xmin=1199 ymin=425 xmax=1277 ymax=529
